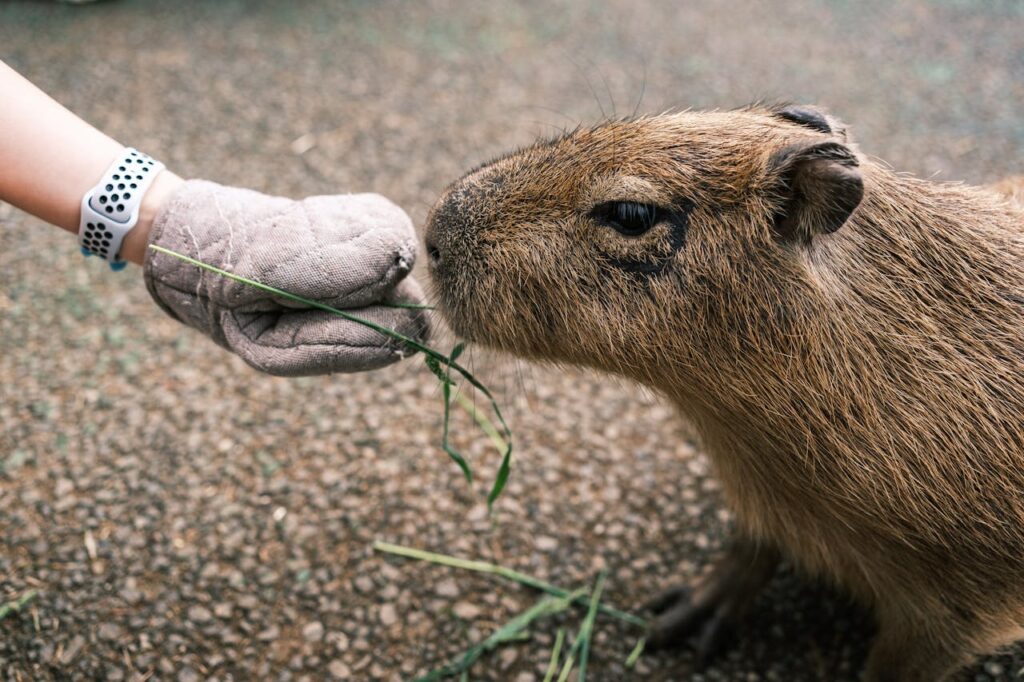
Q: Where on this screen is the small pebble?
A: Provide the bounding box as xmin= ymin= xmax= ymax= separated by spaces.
xmin=452 ymin=602 xmax=482 ymax=620
xmin=178 ymin=667 xmax=200 ymax=682
xmin=187 ymin=605 xmax=212 ymax=624
xmin=302 ymin=621 xmax=325 ymax=642
xmin=328 ymin=661 xmax=352 ymax=679
xmin=97 ymin=623 xmax=123 ymax=641
xmin=434 ymin=579 xmax=459 ymax=598
xmin=379 ymin=604 xmax=398 ymax=627
xmin=535 ymin=535 xmax=559 ymax=551
xmin=257 ymin=626 xmax=280 ymax=642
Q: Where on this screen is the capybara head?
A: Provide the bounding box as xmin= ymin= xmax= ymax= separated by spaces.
xmin=424 ymin=105 xmax=863 ymax=389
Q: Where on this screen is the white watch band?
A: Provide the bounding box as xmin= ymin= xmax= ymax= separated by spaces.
xmin=78 ymin=147 xmax=165 ymax=270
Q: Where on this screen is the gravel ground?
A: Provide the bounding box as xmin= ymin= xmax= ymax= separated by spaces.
xmin=1 ymin=1 xmax=1022 ymax=680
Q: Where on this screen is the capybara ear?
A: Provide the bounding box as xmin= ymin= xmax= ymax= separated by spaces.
xmin=768 ymin=140 xmax=863 ymax=242
xmin=774 ymin=105 xmax=834 ymax=134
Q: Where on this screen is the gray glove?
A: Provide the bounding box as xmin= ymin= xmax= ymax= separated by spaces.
xmin=144 ymin=179 xmax=429 ymax=377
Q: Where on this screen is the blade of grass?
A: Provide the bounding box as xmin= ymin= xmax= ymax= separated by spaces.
xmin=624 ymin=636 xmax=646 ymax=668
xmin=425 ymin=355 xmax=471 ymax=483
xmin=150 ymin=246 xmax=513 ymax=502
xmin=442 ymin=349 xmax=513 ymax=511
xmin=486 ymin=445 xmax=513 ymax=510
xmin=373 ymin=541 xmax=646 ymax=628
xmin=415 ymin=588 xmax=585 ymax=682
xmin=440 ymin=381 xmax=470 ymax=482
xmin=436 ymin=340 xmax=510 ymax=510
xmin=454 ymin=391 xmax=508 ymax=453
xmin=0 ymin=590 xmax=38 ymax=621
xmin=555 ymin=634 xmax=578 ymax=682
xmin=454 ymin=388 xmax=512 ymax=507
xmin=440 ymin=344 xmax=470 ymax=483
xmin=384 ymin=301 xmax=435 ymax=310
xmin=576 ymin=571 xmax=607 ymax=682
xmin=542 ymin=628 xmax=566 ymax=682
xmin=554 ymin=571 xmax=605 ymax=682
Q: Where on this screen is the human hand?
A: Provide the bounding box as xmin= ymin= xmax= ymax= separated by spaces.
xmin=144 ymin=180 xmax=429 ymax=376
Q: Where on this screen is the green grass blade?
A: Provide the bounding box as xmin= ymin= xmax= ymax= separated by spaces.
xmin=454 ymin=392 xmax=508 ymax=453
xmin=443 ymin=357 xmax=513 ymax=506
xmin=439 ymin=346 xmax=471 ymax=484
xmin=554 ymin=572 xmax=607 ymax=682
xmin=576 ymin=571 xmax=607 ymax=682
xmin=424 ymin=355 xmax=448 ymax=382
xmin=486 ymin=445 xmax=512 ymax=511
xmin=414 ymin=590 xmax=583 ymax=681
xmin=386 ymin=301 xmax=436 ymax=310
xmin=424 ymin=354 xmax=471 ymax=483
xmin=441 ymin=381 xmax=472 ymax=483
xmin=372 ymin=542 xmax=646 ymax=628
xmin=555 ymin=635 xmax=578 ymax=682
xmin=452 ymin=389 xmax=512 ymax=511
xmin=542 ymin=628 xmax=566 ymax=682
xmin=0 ymin=590 xmax=38 ymax=621
xmin=624 ymin=636 xmax=646 ymax=668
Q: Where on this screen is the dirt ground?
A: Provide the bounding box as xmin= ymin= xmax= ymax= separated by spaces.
xmin=1 ymin=1 xmax=1022 ymax=680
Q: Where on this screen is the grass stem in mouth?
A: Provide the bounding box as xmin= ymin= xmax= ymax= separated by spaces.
xmin=382 ymin=301 xmax=436 ymax=310
xmin=149 ymin=245 xmax=513 ymax=507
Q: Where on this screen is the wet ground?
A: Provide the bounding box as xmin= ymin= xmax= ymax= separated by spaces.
xmin=1 ymin=1 xmax=1022 ymax=680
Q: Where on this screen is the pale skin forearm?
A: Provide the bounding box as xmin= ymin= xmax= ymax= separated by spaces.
xmin=0 ymin=60 xmax=183 ymax=264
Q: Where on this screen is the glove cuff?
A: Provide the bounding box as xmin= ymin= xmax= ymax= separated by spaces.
xmin=143 ymin=179 xmax=228 ymax=338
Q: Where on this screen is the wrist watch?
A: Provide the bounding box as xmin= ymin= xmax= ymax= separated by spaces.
xmin=78 ymin=147 xmax=165 ymax=270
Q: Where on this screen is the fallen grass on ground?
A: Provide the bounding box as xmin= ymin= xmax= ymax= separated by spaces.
xmin=374 ymin=541 xmax=648 ymax=681
xmin=149 ymin=245 xmax=513 ymax=508
xmin=0 ymin=590 xmax=38 ymax=621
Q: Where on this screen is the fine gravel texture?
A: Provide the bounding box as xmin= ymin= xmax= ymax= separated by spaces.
xmin=1 ymin=1 xmax=1022 ymax=681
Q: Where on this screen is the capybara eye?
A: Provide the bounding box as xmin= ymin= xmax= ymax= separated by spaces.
xmin=592 ymin=201 xmax=661 ymax=236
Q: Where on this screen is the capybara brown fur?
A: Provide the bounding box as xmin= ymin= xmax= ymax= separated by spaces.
xmin=424 ymin=105 xmax=1024 ymax=681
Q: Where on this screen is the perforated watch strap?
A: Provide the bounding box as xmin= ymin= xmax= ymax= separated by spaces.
xmin=78 ymin=148 xmax=165 ymax=269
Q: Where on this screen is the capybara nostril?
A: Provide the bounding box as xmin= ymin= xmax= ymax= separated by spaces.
xmin=425 ymin=237 xmax=442 ymax=268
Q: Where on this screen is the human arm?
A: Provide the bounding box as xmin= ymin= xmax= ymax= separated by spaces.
xmin=0 ymin=60 xmax=428 ymax=375
xmin=0 ymin=60 xmax=183 ymax=264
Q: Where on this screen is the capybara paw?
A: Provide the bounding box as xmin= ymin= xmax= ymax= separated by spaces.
xmin=643 ymin=540 xmax=778 ymax=666
xmin=644 ymin=581 xmax=739 ymax=666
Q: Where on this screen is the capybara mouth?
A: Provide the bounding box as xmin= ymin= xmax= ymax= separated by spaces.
xmin=425 ymin=268 xmax=481 ymax=344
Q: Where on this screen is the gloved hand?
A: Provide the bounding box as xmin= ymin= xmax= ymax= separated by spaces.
xmin=143 ymin=179 xmax=429 ymax=377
